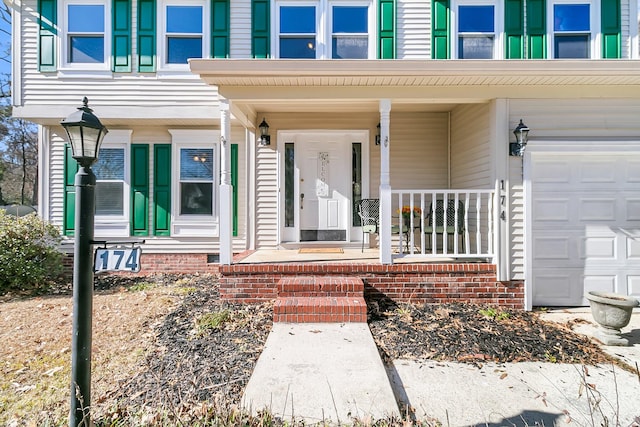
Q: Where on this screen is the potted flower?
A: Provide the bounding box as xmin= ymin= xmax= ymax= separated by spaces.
xmin=397 ymin=206 xmax=422 ymax=229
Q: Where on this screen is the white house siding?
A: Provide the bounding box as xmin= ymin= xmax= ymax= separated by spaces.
xmin=621 ymin=0 xmax=630 ymax=58
xmin=450 ymin=104 xmax=492 ymax=189
xmin=509 ymin=99 xmax=640 ymax=139
xmin=390 ymin=112 xmax=449 ymax=189
xmin=17 ymin=1 xmax=219 ymax=117
xmin=508 ymin=98 xmax=640 ymax=284
xmin=508 ymin=157 xmax=525 ymax=280
xmin=48 ymin=128 xmax=68 ymax=231
xmin=396 ymin=0 xmax=431 ymax=59
xmin=230 ymin=0 xmax=252 ymax=58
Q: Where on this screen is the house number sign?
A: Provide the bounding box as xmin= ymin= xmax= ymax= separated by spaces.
xmin=94 ymin=246 xmax=142 ymax=273
xmin=316 ymin=152 xmax=329 ymax=197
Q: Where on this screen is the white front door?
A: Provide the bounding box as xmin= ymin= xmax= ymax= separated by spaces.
xmin=298 ymin=134 xmax=351 ymax=241
xmin=279 ymin=131 xmax=369 ymax=244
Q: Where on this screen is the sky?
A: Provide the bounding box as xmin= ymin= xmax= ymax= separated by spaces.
xmin=0 ymin=7 xmax=9 ymax=77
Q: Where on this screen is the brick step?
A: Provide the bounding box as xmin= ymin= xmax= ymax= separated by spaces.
xmin=273 ymin=296 xmax=367 ymax=323
xmin=277 ymin=276 xmax=364 ymax=297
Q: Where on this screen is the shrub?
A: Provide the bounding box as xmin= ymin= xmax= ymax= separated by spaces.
xmin=0 ymin=211 xmax=64 ymax=294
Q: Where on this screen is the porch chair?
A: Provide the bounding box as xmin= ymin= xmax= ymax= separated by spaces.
xmin=424 ymin=199 xmax=465 ymax=252
xmin=356 ymin=198 xmax=380 ymax=252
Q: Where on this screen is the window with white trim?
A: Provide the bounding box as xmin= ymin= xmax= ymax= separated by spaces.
xmin=275 ymin=0 xmax=374 ymax=59
xmin=62 ymin=0 xmax=110 ymax=68
xmin=549 ymin=0 xmax=599 ymax=58
xmin=331 ymin=5 xmax=369 ymax=58
xmin=160 ymin=1 xmax=208 ymax=68
xmin=179 ymin=148 xmax=214 ymax=215
xmin=94 ymin=146 xmax=127 ymax=217
xmin=453 ymin=0 xmax=502 ymax=59
xmin=169 ymin=130 xmax=219 ymax=237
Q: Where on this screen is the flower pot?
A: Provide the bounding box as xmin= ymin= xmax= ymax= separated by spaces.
xmin=586 ymin=291 xmax=639 ymax=346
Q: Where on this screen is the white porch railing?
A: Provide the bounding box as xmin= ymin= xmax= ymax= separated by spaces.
xmin=389 ymin=189 xmax=496 ymax=259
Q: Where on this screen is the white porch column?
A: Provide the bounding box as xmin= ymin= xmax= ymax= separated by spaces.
xmin=379 ymin=99 xmax=392 ymax=264
xmin=219 ymin=98 xmax=233 ymax=265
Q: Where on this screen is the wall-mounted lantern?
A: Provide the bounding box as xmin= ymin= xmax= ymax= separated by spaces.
xmin=510 ymin=119 xmax=530 ymax=157
xmin=375 ymin=122 xmax=381 ymax=145
xmin=258 ymin=118 xmax=270 ymax=146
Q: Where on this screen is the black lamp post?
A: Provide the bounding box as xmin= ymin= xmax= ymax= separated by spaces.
xmin=510 ymin=119 xmax=530 ymax=156
xmin=258 ymin=117 xmax=270 ymax=146
xmin=61 ymin=97 xmax=108 ymax=427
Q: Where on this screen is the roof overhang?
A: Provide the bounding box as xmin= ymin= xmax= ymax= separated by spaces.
xmin=190 ymin=59 xmax=640 ymax=120
xmin=191 ymin=59 xmax=640 ymax=95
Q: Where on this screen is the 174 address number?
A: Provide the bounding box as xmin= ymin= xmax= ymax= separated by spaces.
xmin=93 ymin=247 xmax=142 ymax=273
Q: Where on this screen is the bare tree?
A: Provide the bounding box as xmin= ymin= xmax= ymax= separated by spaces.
xmin=0 ymin=4 xmax=38 ymax=206
xmin=0 ymin=104 xmax=38 ymax=205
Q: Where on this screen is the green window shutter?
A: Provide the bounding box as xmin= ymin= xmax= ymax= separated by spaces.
xmin=431 ymin=0 xmax=449 ymax=59
xmin=137 ymin=0 xmax=156 ymax=72
xmin=211 ymin=0 xmax=230 ymax=58
xmin=377 ymin=0 xmax=395 ymax=59
xmin=231 ymin=144 xmax=238 ymax=236
xmin=526 ymin=0 xmax=546 ymax=58
xmin=112 ymin=0 xmax=132 ymax=72
xmin=252 ymin=0 xmax=270 ymax=58
xmin=504 ymin=0 xmax=524 ymax=59
xmin=601 ymin=0 xmax=621 ymax=58
xmin=153 ymin=144 xmax=171 ymax=236
xmin=38 ymin=0 xmax=57 ymax=71
xmin=63 ymin=144 xmax=79 ymax=236
xmin=130 ymin=144 xmax=149 ymax=236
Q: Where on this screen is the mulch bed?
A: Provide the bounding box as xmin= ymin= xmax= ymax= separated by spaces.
xmin=367 ymin=299 xmax=615 ymax=366
xmin=100 ymin=274 xmax=273 ymax=415
xmin=93 ymin=274 xmax=617 ymax=418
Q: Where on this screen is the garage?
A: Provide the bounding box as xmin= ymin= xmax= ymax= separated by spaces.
xmin=527 ymin=147 xmax=640 ymax=306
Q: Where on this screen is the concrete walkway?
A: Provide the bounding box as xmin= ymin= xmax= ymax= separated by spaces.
xmin=241 ymin=323 xmax=400 ymax=424
xmin=242 ymin=309 xmax=640 ymax=426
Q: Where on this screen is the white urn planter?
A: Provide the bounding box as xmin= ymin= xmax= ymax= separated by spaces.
xmin=586 ymin=291 xmax=639 ymax=346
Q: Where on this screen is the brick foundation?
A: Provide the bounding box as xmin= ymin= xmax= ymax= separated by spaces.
xmin=219 ymin=263 xmax=524 ymax=309
xmin=62 ymin=252 xmax=524 ymax=309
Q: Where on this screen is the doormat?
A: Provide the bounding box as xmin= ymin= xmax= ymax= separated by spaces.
xmin=298 ymin=248 xmax=344 ymax=254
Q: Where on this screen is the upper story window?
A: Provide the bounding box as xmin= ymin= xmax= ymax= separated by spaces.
xmin=550 ymin=1 xmax=598 ymax=58
xmin=453 ymin=0 xmax=502 ymax=59
xmin=63 ymin=0 xmax=109 ymax=69
xmin=279 ymin=5 xmax=317 ymax=58
xmin=331 ymin=6 xmax=368 ymax=59
xmin=275 ymin=0 xmax=374 ymax=59
xmin=160 ymin=1 xmax=208 ymax=68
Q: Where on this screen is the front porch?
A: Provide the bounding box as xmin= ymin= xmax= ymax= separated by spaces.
xmin=220 ymin=249 xmax=523 ymax=309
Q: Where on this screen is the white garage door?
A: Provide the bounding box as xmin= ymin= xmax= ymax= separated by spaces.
xmin=531 ymin=152 xmax=640 ymax=306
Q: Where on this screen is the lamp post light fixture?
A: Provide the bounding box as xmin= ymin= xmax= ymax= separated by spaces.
xmin=510 ymin=119 xmax=530 ymax=157
xmin=258 ymin=117 xmax=270 ymax=146
xmin=61 ymin=97 xmax=108 ymax=427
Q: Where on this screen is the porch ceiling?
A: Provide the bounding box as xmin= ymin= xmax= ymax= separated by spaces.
xmin=190 ymin=59 xmax=640 ymax=113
